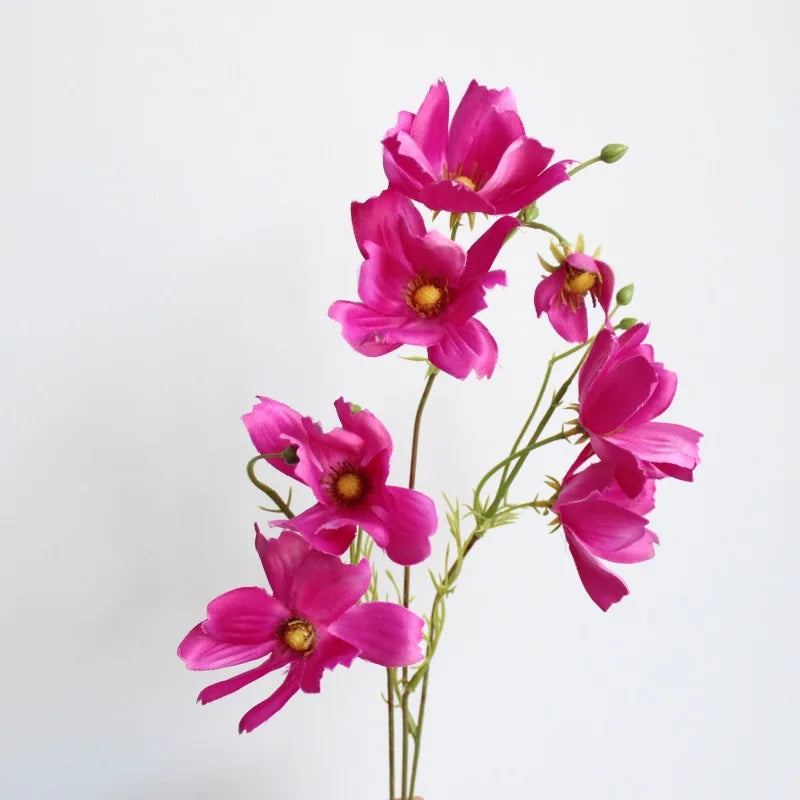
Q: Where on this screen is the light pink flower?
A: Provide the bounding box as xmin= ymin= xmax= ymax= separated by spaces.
xmin=578 ymin=323 xmax=702 ymax=497
xmin=552 ymin=455 xmax=659 ymax=611
xmin=178 ymin=529 xmax=424 ymax=732
xmin=534 ymin=249 xmax=614 ymax=343
xmin=243 ymin=396 xmax=437 ymax=565
xmin=382 ymin=79 xmax=572 ymax=214
xmin=329 ymin=188 xmax=517 ymax=379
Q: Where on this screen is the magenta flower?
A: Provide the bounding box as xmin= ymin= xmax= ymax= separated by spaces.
xmin=328 ymin=188 xmax=517 ymax=379
xmin=381 ymin=79 xmax=572 ymax=214
xmin=552 ymin=457 xmax=659 ymax=611
xmin=243 ymin=396 xmax=437 ymax=565
xmin=534 ymin=239 xmax=614 ymax=343
xmin=578 ymin=323 xmax=702 ymax=497
xmin=178 ymin=529 xmax=424 ymax=732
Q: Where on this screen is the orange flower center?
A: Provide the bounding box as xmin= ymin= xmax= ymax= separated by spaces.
xmin=406 ymin=274 xmax=448 ymax=317
xmin=564 ymin=269 xmax=597 ymax=295
xmin=280 ymin=618 xmax=315 ymax=654
xmin=325 ymin=461 xmax=369 ymax=506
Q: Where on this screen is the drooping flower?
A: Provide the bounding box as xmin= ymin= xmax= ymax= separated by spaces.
xmin=577 ymin=323 xmax=702 ymax=497
xmin=178 ymin=529 xmax=424 ymax=732
xmin=534 ymin=235 xmax=614 ymax=343
xmin=382 ymin=79 xmax=572 ymax=214
xmin=328 ymin=188 xmax=517 ymax=379
xmin=243 ymin=396 xmax=437 ymax=565
xmin=551 ymin=454 xmax=659 ymax=611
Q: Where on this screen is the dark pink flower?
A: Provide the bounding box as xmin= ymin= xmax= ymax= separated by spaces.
xmin=534 ymin=240 xmax=614 ymax=343
xmin=243 ymin=396 xmax=437 ymax=565
xmin=328 ymin=188 xmax=517 ymax=379
xmin=578 ymin=323 xmax=702 ymax=497
xmin=382 ymin=79 xmax=572 ymax=214
xmin=552 ymin=455 xmax=659 ymax=611
xmin=178 ymin=530 xmax=424 ymax=732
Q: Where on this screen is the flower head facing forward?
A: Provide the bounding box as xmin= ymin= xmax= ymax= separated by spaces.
xmin=578 ymin=323 xmax=702 ymax=497
xmin=551 ymin=456 xmax=659 ymax=611
xmin=534 ymin=236 xmax=615 ymax=343
xmin=382 ymin=79 xmax=572 ymax=214
xmin=243 ymin=396 xmax=438 ymax=565
xmin=329 ymin=188 xmax=518 ymax=379
xmin=178 ymin=530 xmax=424 ymax=732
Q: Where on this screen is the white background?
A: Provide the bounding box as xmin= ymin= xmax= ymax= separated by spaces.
xmin=2 ymin=1 xmax=798 ymax=798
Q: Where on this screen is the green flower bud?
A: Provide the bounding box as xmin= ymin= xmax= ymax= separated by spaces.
xmin=617 ymin=317 xmax=638 ymax=330
xmin=600 ymin=143 xmax=628 ymax=164
xmin=517 ymin=203 xmax=539 ymax=224
xmin=281 ymin=445 xmax=300 ymax=465
xmin=616 ymin=283 xmax=634 ymax=306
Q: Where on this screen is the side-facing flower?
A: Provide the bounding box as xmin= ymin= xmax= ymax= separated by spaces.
xmin=382 ymin=79 xmax=572 ymax=214
xmin=243 ymin=396 xmax=437 ymax=565
xmin=329 ymin=188 xmax=517 ymax=379
xmin=578 ymin=323 xmax=702 ymax=497
xmin=178 ymin=530 xmax=424 ymax=732
xmin=551 ymin=456 xmax=659 ymax=611
xmin=534 ymin=236 xmax=614 ymax=343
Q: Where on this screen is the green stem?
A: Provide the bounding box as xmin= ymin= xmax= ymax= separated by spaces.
xmin=387 ymin=669 xmax=396 ymax=800
xmin=567 ymin=155 xmax=603 ymax=177
xmin=521 ymin=220 xmax=569 ymax=246
xmin=245 ymin=455 xmax=294 ymax=518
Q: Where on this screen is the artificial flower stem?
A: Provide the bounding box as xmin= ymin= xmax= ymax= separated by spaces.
xmin=245 ymin=454 xmax=294 ymax=518
xmin=387 ymin=669 xmax=396 ymax=800
xmin=567 ymin=155 xmax=603 ymax=177
xmin=522 ymin=221 xmax=569 ymax=246
xmin=401 ymin=369 xmax=439 ymax=800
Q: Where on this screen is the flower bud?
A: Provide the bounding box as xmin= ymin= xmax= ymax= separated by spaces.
xmin=617 ymin=317 xmax=638 ymax=330
xmin=281 ymin=445 xmax=300 ymax=465
xmin=518 ymin=203 xmax=539 ymax=224
xmin=600 ymin=143 xmax=628 ymax=164
xmin=616 ymin=283 xmax=634 ymax=306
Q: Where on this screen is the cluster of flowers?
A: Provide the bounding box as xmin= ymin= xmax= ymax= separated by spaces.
xmin=178 ymin=79 xmax=701 ymax=733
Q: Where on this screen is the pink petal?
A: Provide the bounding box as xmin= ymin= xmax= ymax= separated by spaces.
xmin=272 ymin=503 xmax=357 ymax=556
xmin=380 ymin=486 xmax=437 ymax=566
xmin=238 ymin=665 xmax=302 ymax=733
xmin=416 ymin=179 xmax=496 ymax=213
xmin=328 ymin=300 xmax=405 ymax=357
xmin=590 ymin=434 xmax=646 ymax=498
xmin=447 ymin=80 xmax=522 ymax=173
xmin=357 ymin=241 xmax=415 ymax=314
xmin=607 ymin=422 xmax=702 ymax=472
xmin=580 ymin=355 xmax=658 ymax=434
xmin=351 ymin=189 xmax=425 ymax=258
xmin=624 ymin=366 xmax=678 ymax=429
xmin=578 ymin=328 xmax=616 ymax=401
xmin=548 ymin=294 xmax=589 ymax=343
xmin=443 ymin=272 xmax=504 ymax=325
xmin=565 ymin=531 xmax=629 ymax=612
xmin=334 ymin=397 xmax=393 ymax=466
xmin=298 ymin=631 xmax=359 ymax=693
xmin=382 ymin=131 xmax=437 ymax=191
xmin=290 ymin=551 xmax=371 ymax=624
xmin=533 ymin=270 xmax=564 ymax=317
xmin=330 ymin=602 xmax=424 ymax=667
xmin=202 ymin=587 xmax=288 ymax=644
xmin=400 ymin=228 xmax=467 ymax=285
xmin=428 ymin=318 xmax=499 ymax=379
xmin=479 ymin=139 xmax=564 ymax=213
xmin=197 ymin=648 xmax=293 ymax=704
xmin=242 ymin=397 xmax=307 ymax=481
xmin=598 ymin=529 xmax=659 ymax=564
xmin=255 ymin=529 xmax=311 ymax=607
xmin=564 ymin=252 xmax=602 ymax=273
xmin=409 ymin=80 xmax=449 ymax=177
xmin=555 ymin=461 xmax=616 ymax=507
xmin=463 ymin=215 xmax=519 ymax=282
xmin=178 ymin=624 xmax=274 ymax=670
xmin=596 ymin=260 xmax=615 ymax=314
xmin=561 ymin=498 xmax=648 ymax=553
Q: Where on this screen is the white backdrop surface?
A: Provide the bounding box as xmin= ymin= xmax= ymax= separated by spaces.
xmin=2 ymin=1 xmax=798 ymax=798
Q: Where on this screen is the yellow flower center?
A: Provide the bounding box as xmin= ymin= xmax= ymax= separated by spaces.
xmin=281 ymin=618 xmax=315 ymax=655
xmin=564 ymin=269 xmax=597 ymax=295
xmin=335 ymin=472 xmax=364 ymax=502
xmin=405 ymin=274 xmax=448 ymax=318
xmin=453 ymin=175 xmax=476 ymax=190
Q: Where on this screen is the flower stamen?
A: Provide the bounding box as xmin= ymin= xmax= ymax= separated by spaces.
xmin=280 ymin=618 xmax=316 ymax=655
xmin=405 ymin=274 xmax=448 ymax=317
xmin=324 ymin=461 xmax=369 ymax=506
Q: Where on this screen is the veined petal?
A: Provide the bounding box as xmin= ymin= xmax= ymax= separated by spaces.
xmin=555 ymin=460 xmax=616 ymax=507
xmin=272 ymin=503 xmax=357 ymax=556
xmin=177 ymin=624 xmax=274 ymax=670
xmin=607 ymin=422 xmax=702 ymax=472
xmin=380 ymin=486 xmax=437 ymax=566
xmin=598 ymin=529 xmax=659 ymax=564
xmin=238 ymin=665 xmax=303 ymax=733
xmin=596 ymin=259 xmax=615 ymax=314
xmin=409 ymin=80 xmax=449 ymax=177
xmin=290 ymin=551 xmax=371 ymax=624
xmin=202 ymin=587 xmax=288 ymax=644
xmin=565 ymin=531 xmax=629 ymax=612
xmin=462 ymin=215 xmax=519 ymax=282
xmin=242 ymin=397 xmax=307 ymax=481
xmin=534 ymin=270 xmax=564 ymax=317
xmin=428 ymin=318 xmax=499 ymax=379
xmin=382 ymin=131 xmax=437 ymax=191
xmin=298 ymin=631 xmax=359 ymax=693
xmin=357 ymin=241 xmax=416 ymax=314
xmin=624 ymin=366 xmax=678 ymax=429
xmin=547 ymin=295 xmax=589 ymax=343
xmin=401 ymin=228 xmax=466 ymax=285
xmin=197 ymin=648 xmax=293 ymax=704
xmin=416 ymin=179 xmax=496 ymax=213
xmin=330 ymin=602 xmax=424 ymax=667
xmin=255 ymin=530 xmax=311 ymax=607
xmin=561 ymin=498 xmax=648 ymax=553
xmin=590 ymin=434 xmax=647 ymax=498
xmin=351 ymin=189 xmax=425 ymax=258
xmin=334 ymin=397 xmax=393 ymax=465
xmin=328 ymin=301 xmax=405 ymax=357
xmin=579 ymin=328 xmax=617 ymax=401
